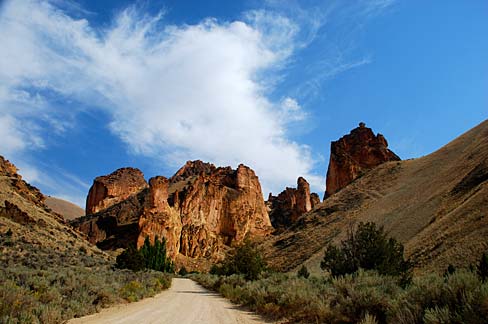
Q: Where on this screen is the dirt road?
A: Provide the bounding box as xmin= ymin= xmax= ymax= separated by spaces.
xmin=69 ymin=278 xmax=270 ymax=324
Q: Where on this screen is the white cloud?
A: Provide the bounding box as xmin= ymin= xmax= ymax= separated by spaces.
xmin=0 ymin=0 xmax=321 ymax=196
xmin=279 ymin=97 xmax=307 ymax=123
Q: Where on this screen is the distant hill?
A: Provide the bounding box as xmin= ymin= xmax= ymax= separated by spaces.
xmin=263 ymin=119 xmax=488 ymax=274
xmin=46 ymin=196 xmax=85 ymax=220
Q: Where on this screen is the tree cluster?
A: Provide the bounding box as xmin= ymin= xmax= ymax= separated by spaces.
xmin=116 ymin=236 xmax=174 ymax=273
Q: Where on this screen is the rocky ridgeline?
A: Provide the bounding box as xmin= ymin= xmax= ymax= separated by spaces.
xmin=75 ymin=161 xmax=273 ymax=266
xmin=74 ymin=122 xmax=399 ymax=268
xmin=0 ymin=156 xmax=45 ymax=208
xmin=325 ymin=122 xmax=400 ymax=197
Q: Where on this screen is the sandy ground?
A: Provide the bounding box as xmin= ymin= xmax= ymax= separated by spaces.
xmin=68 ymin=278 xmax=272 ymax=324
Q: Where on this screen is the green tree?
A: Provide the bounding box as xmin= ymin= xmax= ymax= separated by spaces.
xmin=321 ymin=222 xmax=411 ymax=278
xmin=116 ymin=236 xmax=174 ymax=273
xmin=211 ymin=240 xmax=266 ymax=280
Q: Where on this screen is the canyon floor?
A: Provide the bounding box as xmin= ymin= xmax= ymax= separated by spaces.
xmin=68 ymin=278 xmax=272 ymax=324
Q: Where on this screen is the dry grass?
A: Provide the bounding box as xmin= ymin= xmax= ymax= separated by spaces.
xmin=0 ymin=170 xmax=171 ymax=323
xmin=0 ymin=225 xmax=171 ymax=324
xmin=263 ymin=120 xmax=488 ymax=274
xmin=45 ymin=197 xmax=84 ymax=221
xmin=192 ymin=269 xmax=488 ymax=324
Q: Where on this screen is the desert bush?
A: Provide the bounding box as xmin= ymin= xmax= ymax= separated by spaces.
xmin=178 ymin=266 xmax=188 ymax=276
xmin=0 ymin=264 xmax=172 ymax=323
xmin=478 ymin=252 xmax=488 ymax=282
xmin=297 ymin=265 xmax=310 ymax=278
xmin=210 ymin=240 xmax=266 ymax=280
xmin=321 ymin=222 xmax=411 ymax=280
xmin=192 ymin=268 xmax=488 ymax=324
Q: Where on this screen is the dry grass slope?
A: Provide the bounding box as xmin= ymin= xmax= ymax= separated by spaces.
xmin=264 ymin=119 xmax=488 ymax=274
xmin=45 ymin=196 xmax=85 ymax=221
xmin=0 ymin=158 xmax=171 ymax=323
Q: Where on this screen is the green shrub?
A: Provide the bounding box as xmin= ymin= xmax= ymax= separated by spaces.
xmin=211 ymin=240 xmax=266 ymax=280
xmin=443 ymin=264 xmax=456 ymax=278
xmin=0 ymin=264 xmax=172 ymax=323
xmin=115 ymin=245 xmax=145 ymax=271
xmin=178 ymin=266 xmax=188 ymax=276
xmin=478 ymin=252 xmax=488 ymax=282
xmin=297 ymin=265 xmax=310 ymax=279
xmin=321 ymin=222 xmax=411 ymax=280
xmin=192 ymin=268 xmax=488 ymax=324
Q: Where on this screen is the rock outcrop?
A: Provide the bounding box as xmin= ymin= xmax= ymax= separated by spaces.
xmin=0 ymin=200 xmax=36 ymax=225
xmin=0 ymin=156 xmax=45 ymax=207
xmin=170 ymin=160 xmax=216 ymax=183
xmin=310 ymin=193 xmax=321 ymax=208
xmin=268 ymin=177 xmax=317 ymax=228
xmin=137 ymin=176 xmax=182 ymax=259
xmin=85 ymin=168 xmax=148 ymax=215
xmin=74 ymin=161 xmax=273 ymax=267
xmin=171 ymin=164 xmax=272 ymax=259
xmin=325 ymin=122 xmax=400 ymax=197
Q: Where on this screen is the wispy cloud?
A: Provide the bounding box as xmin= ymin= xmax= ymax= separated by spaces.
xmin=0 ymin=0 xmax=323 ymax=196
xmin=0 ymin=0 xmax=395 ymax=200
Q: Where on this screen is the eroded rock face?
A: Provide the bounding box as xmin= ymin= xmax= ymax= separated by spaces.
xmin=268 ymin=177 xmax=316 ymax=228
xmin=325 ymin=122 xmax=400 ymax=197
xmin=137 ymin=176 xmax=182 ymax=259
xmin=75 ymin=161 xmax=272 ymax=266
xmin=170 ymin=160 xmax=216 ymax=183
xmin=86 ymin=168 xmax=148 ymax=215
xmin=0 ymin=156 xmax=45 ymax=207
xmin=170 ymin=163 xmax=272 ymax=258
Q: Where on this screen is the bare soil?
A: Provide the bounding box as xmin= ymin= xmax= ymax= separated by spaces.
xmin=68 ymin=278 xmax=272 ymax=324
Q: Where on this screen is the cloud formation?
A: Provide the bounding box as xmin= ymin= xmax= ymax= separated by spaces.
xmin=0 ymin=0 xmax=323 ymax=196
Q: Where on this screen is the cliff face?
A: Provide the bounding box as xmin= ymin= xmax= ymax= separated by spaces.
xmin=325 ymin=122 xmax=400 ymax=197
xmin=137 ymin=176 xmax=182 ymax=259
xmin=85 ymin=167 xmax=149 ymax=215
xmin=75 ymin=161 xmax=272 ymax=267
xmin=172 ymin=164 xmax=272 ymax=258
xmin=268 ymin=177 xmax=317 ymax=228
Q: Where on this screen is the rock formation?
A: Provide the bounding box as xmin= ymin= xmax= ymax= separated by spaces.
xmin=310 ymin=193 xmax=321 ymax=208
xmin=268 ymin=177 xmax=317 ymax=228
xmin=85 ymin=167 xmax=148 ymax=215
xmin=137 ymin=176 xmax=182 ymax=259
xmin=74 ymin=161 xmax=273 ymax=266
xmin=325 ymin=122 xmax=400 ymax=197
xmin=0 ymin=200 xmax=36 ymax=225
xmin=0 ymin=156 xmax=45 ymax=207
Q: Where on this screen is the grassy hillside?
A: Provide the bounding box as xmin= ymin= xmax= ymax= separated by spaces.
xmin=264 ymin=120 xmax=488 ymax=274
xmin=0 ymin=157 xmax=171 ymax=323
xmin=45 ymin=196 xmax=85 ymax=221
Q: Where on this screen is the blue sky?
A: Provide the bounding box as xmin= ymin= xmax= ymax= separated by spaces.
xmin=0 ymin=0 xmax=487 ymax=207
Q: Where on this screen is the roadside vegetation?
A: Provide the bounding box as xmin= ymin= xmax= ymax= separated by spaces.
xmin=192 ymin=222 xmax=488 ymax=324
xmin=0 ymin=229 xmax=172 ymax=324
